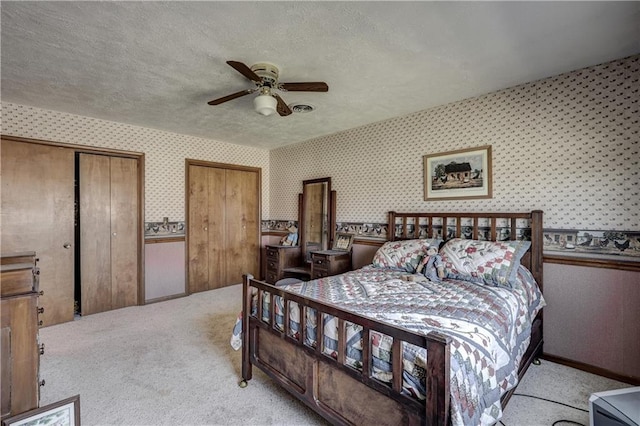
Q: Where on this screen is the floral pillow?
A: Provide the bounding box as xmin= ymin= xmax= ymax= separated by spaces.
xmin=439 ymin=238 xmax=531 ymax=288
xmin=372 ymin=239 xmax=442 ymax=273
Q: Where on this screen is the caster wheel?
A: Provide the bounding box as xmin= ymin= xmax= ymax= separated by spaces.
xmin=533 ymin=358 xmax=541 ymax=366
xmin=239 ymin=380 xmax=248 ymax=388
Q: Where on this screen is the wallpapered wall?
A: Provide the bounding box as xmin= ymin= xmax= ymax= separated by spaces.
xmin=2 ymin=55 xmax=638 ymax=238
xmin=0 ymin=103 xmax=271 ymax=221
xmin=271 ymin=55 xmax=639 ymax=232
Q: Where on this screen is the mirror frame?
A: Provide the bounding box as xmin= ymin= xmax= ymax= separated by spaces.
xmin=299 ymin=177 xmax=336 ymax=261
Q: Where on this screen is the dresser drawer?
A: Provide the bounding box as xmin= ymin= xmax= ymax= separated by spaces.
xmin=1 ymin=264 xmax=38 ymax=297
xmin=265 ymin=247 xmax=280 ymax=259
xmin=266 ymin=259 xmax=278 ymax=272
xmin=266 ymin=271 xmax=279 ymax=284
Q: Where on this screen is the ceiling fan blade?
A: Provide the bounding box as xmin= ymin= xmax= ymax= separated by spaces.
xmin=227 ymin=60 xmax=262 ymax=83
xmin=279 ymin=82 xmax=328 ymax=92
xmin=274 ymin=94 xmax=292 ymax=116
xmin=207 ymin=89 xmax=255 ymax=105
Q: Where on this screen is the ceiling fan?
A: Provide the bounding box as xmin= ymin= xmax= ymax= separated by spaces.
xmin=208 ymin=61 xmax=329 ymax=116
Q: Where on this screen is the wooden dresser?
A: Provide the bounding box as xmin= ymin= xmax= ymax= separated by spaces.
xmin=310 ymin=250 xmax=352 ymax=280
xmin=1 ymin=252 xmax=43 ymax=420
xmin=264 ymin=245 xmax=302 ymax=284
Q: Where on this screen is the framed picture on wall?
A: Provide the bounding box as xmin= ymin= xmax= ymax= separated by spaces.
xmin=423 ymin=145 xmax=492 ymax=201
xmin=2 ymin=395 xmax=80 ymax=426
xmin=332 ymin=232 xmax=354 ymax=251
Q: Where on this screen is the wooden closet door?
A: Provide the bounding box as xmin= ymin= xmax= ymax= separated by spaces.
xmin=80 ymin=154 xmax=139 ymax=315
xmin=225 ymin=168 xmax=259 ymax=285
xmin=188 ymin=165 xmax=211 ymax=293
xmin=79 ymin=153 xmax=112 ymax=315
xmin=188 ymin=165 xmax=226 ymax=293
xmin=110 ymin=156 xmax=139 ymax=309
xmin=207 ymin=167 xmax=226 ymax=289
xmin=187 ymin=162 xmax=259 ymax=293
xmin=1 ymin=139 xmax=75 ymax=326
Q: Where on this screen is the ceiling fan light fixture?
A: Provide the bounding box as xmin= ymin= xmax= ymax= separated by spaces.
xmin=253 ymin=93 xmax=277 ymax=116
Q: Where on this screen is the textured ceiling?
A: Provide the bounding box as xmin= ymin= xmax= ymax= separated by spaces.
xmin=2 ymin=2 xmax=639 ymax=149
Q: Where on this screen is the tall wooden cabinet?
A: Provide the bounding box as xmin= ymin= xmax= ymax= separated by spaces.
xmin=79 ymin=153 xmax=139 ymax=315
xmin=1 ymin=252 xmax=42 ymax=420
xmin=1 ymin=137 xmax=142 ymax=325
xmin=187 ymin=161 xmax=260 ymax=293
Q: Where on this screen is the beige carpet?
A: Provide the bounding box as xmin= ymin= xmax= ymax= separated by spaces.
xmin=38 ymin=284 xmax=629 ymax=426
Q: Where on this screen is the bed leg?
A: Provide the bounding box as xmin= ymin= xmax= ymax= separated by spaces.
xmin=533 ymin=358 xmax=541 ymax=366
xmin=239 ymin=379 xmax=248 ymax=388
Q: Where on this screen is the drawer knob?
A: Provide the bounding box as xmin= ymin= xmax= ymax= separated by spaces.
xmin=39 ymin=379 xmax=46 ymax=387
xmin=38 ymin=320 xmax=43 ymax=326
xmin=38 ymin=307 xmax=45 ymax=314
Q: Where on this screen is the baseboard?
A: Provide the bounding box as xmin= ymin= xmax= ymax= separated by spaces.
xmin=542 ymin=353 xmax=640 ymax=385
xmin=144 ymin=292 xmax=187 ymax=304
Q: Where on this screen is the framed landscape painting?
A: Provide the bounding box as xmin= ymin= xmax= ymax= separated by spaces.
xmin=2 ymin=395 xmax=80 ymax=426
xmin=423 ymin=145 xmax=492 ymax=201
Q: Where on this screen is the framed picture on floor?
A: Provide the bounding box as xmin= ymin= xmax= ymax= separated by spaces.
xmin=2 ymin=395 xmax=80 ymax=426
xmin=423 ymin=145 xmax=492 ymax=201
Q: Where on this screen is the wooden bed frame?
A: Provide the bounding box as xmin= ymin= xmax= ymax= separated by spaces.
xmin=241 ymin=210 xmax=544 ymax=425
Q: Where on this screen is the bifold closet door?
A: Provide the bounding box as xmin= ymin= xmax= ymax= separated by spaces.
xmin=224 ymin=168 xmax=259 ymax=285
xmin=187 ymin=163 xmax=259 ymax=293
xmin=79 ymin=153 xmax=138 ymax=315
xmin=188 ymin=165 xmax=225 ymax=293
xmin=0 ymin=139 xmax=75 ymax=326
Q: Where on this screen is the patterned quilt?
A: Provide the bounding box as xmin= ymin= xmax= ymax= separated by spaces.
xmin=231 ymin=265 xmax=545 ymax=426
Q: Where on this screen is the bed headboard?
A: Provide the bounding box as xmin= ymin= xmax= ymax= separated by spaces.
xmin=388 ymin=210 xmax=544 ymax=290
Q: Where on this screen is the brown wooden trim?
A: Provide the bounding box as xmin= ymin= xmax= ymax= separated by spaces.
xmin=544 ymin=254 xmax=640 ymax=272
xmin=186 ymin=158 xmax=262 ymax=173
xmin=353 ymin=238 xmax=384 ymax=247
xmin=144 ymin=292 xmax=187 ymax=305
xmin=542 ymin=353 xmax=640 ymax=385
xmin=138 ymin=153 xmax=146 ymax=305
xmin=262 ymin=231 xmax=288 ymax=236
xmin=1 ymin=135 xmax=143 ymax=158
xmin=1 ymin=135 xmax=146 ymax=308
xmin=145 ymin=236 xmax=185 ymax=244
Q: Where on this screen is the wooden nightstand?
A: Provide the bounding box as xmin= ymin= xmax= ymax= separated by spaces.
xmin=310 ymin=250 xmax=352 ymax=279
xmin=265 ymin=245 xmax=302 ymax=284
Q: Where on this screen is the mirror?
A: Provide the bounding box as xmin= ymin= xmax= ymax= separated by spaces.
xmin=299 ymin=177 xmax=335 ymax=262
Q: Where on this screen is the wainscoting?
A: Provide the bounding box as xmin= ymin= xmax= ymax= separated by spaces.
xmin=145 ymin=238 xmax=186 ymax=302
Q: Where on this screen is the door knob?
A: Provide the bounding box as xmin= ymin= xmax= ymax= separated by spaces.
xmin=63 ymin=243 xmax=71 ymax=249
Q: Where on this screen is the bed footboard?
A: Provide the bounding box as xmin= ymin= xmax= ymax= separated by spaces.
xmin=242 ymin=274 xmax=451 ymax=426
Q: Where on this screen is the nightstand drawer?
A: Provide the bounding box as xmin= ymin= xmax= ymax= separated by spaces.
xmin=310 ymin=250 xmax=351 ymax=279
xmin=312 ymin=256 xmax=328 ymax=267
xmin=312 ymin=269 xmax=329 ymax=279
